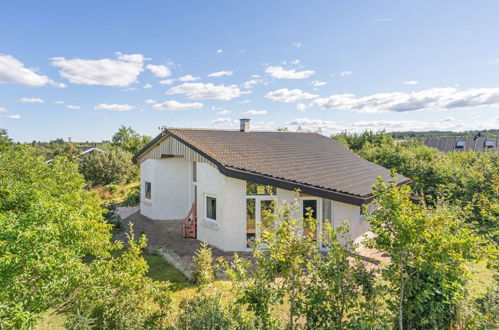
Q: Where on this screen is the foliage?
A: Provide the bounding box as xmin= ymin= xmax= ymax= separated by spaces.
xmin=365 ymin=178 xmax=492 ymax=329
xmin=121 ymin=184 xmax=140 ymax=206
xmin=176 ymin=288 xmax=255 ymax=330
xmin=143 ymin=253 xmax=189 ymax=286
xmin=192 ymin=242 xmax=215 ymax=286
xmin=336 ymin=132 xmax=499 ymax=242
xmin=62 ymin=228 xmax=172 ymax=330
xmin=112 ymin=125 xmax=151 ymax=154
xmin=0 ymin=128 xmax=12 ymax=151
xmin=79 ymin=147 xmax=137 ymax=186
xmin=221 ymin=199 xmax=385 ymax=329
xmin=0 ymin=147 xmax=171 ymax=328
xmin=299 ymin=224 xmax=388 ymax=329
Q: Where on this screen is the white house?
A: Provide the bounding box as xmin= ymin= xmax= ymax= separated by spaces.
xmin=132 ymin=119 xmax=410 ymax=252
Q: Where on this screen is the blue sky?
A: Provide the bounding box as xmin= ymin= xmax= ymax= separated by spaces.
xmin=1 ymin=0 xmax=499 ymax=142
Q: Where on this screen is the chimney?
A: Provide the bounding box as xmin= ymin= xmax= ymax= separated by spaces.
xmin=240 ymin=118 xmax=250 ymax=132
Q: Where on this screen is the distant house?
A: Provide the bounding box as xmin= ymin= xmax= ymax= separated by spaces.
xmin=424 ymin=136 xmax=498 ymax=152
xmin=76 ymin=146 xmax=106 ymax=157
xmin=132 ymin=119 xmax=410 ymax=252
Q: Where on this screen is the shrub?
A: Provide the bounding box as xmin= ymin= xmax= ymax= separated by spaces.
xmin=192 ymin=242 xmax=215 ymax=286
xmin=121 ymin=186 xmax=140 ymax=206
xmin=176 ymin=289 xmax=254 ymax=330
xmin=79 ymin=148 xmax=137 ymax=186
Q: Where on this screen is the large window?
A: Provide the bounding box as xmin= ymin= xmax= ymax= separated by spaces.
xmin=206 ymin=195 xmax=217 ymax=221
xmin=145 ymin=181 xmax=152 ymax=200
xmin=246 ymin=181 xmax=276 ymax=195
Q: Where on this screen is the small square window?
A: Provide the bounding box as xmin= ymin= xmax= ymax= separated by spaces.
xmin=206 ymin=196 xmax=217 ymax=221
xmin=455 ymin=140 xmax=465 ymax=148
xmin=145 ymin=182 xmax=152 ymax=200
xmin=485 ymin=140 xmax=495 ymax=148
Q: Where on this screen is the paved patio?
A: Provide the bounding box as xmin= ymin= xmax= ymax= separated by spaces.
xmin=120 ymin=209 xmax=251 ymax=277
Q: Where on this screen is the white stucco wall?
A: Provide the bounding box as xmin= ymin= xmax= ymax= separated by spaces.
xmin=140 ymin=157 xmax=190 ymax=220
xmin=196 ymin=163 xmax=247 ymax=251
xmin=332 ymin=200 xmax=369 ymax=242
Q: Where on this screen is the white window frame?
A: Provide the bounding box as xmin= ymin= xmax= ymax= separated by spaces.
xmin=204 ymin=193 xmax=217 ymax=223
xmin=144 ymin=181 xmax=152 ymax=201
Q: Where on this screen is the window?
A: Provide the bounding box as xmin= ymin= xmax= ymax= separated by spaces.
xmin=246 ymin=181 xmax=276 ymax=195
xmin=246 ymin=198 xmax=256 ymax=246
xmin=206 ymin=196 xmax=217 ymax=221
xmin=485 ymin=140 xmax=495 ymax=148
xmin=192 ymin=162 xmax=197 ymax=182
xmin=303 ymin=199 xmax=318 ymax=241
xmin=455 ymin=140 xmax=465 ymax=149
xmin=145 ymin=181 xmax=152 ymax=200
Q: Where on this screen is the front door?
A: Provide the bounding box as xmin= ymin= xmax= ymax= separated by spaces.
xmin=246 ymin=198 xmax=274 ymax=247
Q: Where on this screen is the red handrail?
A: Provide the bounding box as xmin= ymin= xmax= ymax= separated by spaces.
xmin=182 ymin=203 xmax=197 ymax=238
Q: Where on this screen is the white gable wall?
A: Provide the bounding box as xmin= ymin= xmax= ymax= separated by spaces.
xmin=140 ymin=157 xmax=190 ymax=220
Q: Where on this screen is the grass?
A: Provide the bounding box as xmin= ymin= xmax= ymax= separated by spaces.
xmin=143 ymin=253 xmax=190 ymax=287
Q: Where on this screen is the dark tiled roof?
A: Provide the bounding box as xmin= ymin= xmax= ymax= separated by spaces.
xmin=134 ymin=129 xmax=409 ymax=205
xmin=424 ymin=136 xmax=499 ymax=152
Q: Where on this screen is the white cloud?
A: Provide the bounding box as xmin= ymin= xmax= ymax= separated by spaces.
xmin=159 ymin=79 xmax=174 ymax=85
xmin=167 ymin=82 xmax=242 ymax=100
xmin=292 ymin=42 xmax=302 ymax=48
xmin=143 ymin=83 xmax=152 ymax=89
xmin=265 ymin=88 xmax=318 ymax=103
xmin=217 ymin=49 xmax=223 ymax=54
xmin=19 ymin=97 xmax=44 ymax=103
xmin=145 ymin=99 xmax=156 ymax=104
xmin=311 ymin=80 xmax=327 ymax=87
xmin=242 ymin=110 xmax=267 ymax=115
xmin=312 ymin=87 xmax=499 ymax=113
xmin=146 ymin=64 xmax=171 ymax=78
xmin=402 ymin=80 xmax=418 ymax=85
xmin=241 ymin=79 xmax=261 ymax=89
xmin=207 ymin=70 xmax=233 ymax=77
xmin=1 ymin=114 xmax=20 ymax=119
xmin=265 ymin=66 xmax=314 ymax=79
xmin=0 ymin=54 xmax=64 ymax=87
xmin=217 ymin=109 xmax=231 ymax=115
xmin=152 ymin=100 xmax=203 ymax=111
xmin=51 ymin=52 xmax=147 ymax=87
xmin=340 ymin=70 xmax=352 ymax=78
xmin=211 ymin=117 xmax=234 ymax=125
xmin=296 ymin=103 xmax=308 ymax=111
xmin=238 ymin=99 xmax=251 ymax=104
xmin=94 ymin=103 xmax=135 ymax=111
xmin=370 ymin=18 xmax=396 ymax=22
xmin=284 ymin=117 xmax=499 ymax=135
xmin=290 ymin=59 xmax=300 ymax=65
xmin=178 ymin=74 xmax=200 ymax=82
xmin=441 ymin=116 xmax=455 ymax=122
xmin=66 ymin=105 xmax=81 ymax=110
xmin=0 ymin=107 xmax=7 ymax=112
xmin=54 ymin=100 xmax=65 ymax=104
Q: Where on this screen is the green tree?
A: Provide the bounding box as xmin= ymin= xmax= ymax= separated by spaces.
xmin=0 ymin=128 xmax=12 ymax=151
xmin=365 ymin=178 xmax=490 ymax=329
xmin=192 ymin=242 xmax=215 ymax=286
xmin=0 ymin=147 xmax=170 ymax=328
xmin=112 ymin=125 xmax=151 ymax=154
xmin=78 ymin=147 xmax=137 ymax=186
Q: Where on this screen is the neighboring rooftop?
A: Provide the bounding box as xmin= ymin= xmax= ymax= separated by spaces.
xmin=133 ymin=126 xmax=410 ymax=205
xmin=424 ymin=136 xmax=499 ymax=152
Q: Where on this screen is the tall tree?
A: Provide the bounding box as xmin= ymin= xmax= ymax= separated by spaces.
xmin=111 ymin=125 xmax=151 ymax=154
xmin=366 ymin=178 xmax=489 ymax=329
xmin=0 ymin=128 xmax=12 ymax=151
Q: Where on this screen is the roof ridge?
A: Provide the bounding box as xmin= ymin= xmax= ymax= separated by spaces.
xmin=166 ymin=127 xmax=320 ymax=134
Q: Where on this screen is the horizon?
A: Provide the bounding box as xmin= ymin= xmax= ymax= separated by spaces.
xmin=1 ymin=1 xmax=499 ymax=142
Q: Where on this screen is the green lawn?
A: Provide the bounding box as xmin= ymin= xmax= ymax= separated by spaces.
xmin=143 ymin=253 xmax=189 ymax=287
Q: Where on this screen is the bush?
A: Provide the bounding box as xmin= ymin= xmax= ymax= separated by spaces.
xmin=79 ymin=148 xmax=137 ymax=187
xmin=192 ymin=242 xmax=215 ymax=286
xmin=176 ymin=290 xmax=254 ymax=330
xmin=121 ymin=186 xmax=140 ymax=206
